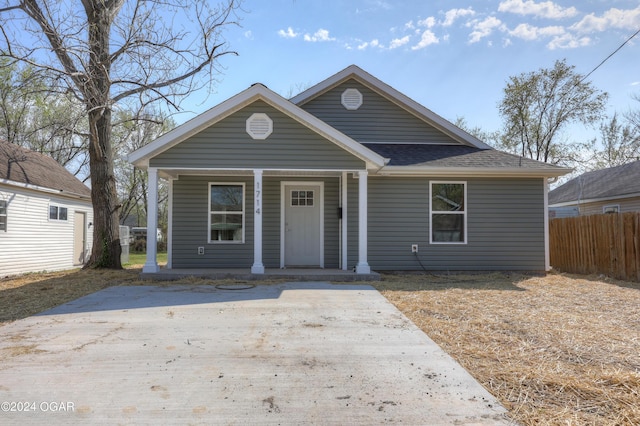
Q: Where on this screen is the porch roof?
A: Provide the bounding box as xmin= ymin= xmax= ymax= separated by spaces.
xmin=128 ymin=84 xmax=388 ymax=171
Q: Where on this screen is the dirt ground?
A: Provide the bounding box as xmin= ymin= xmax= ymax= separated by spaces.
xmin=1 ymin=268 xmax=638 ymax=425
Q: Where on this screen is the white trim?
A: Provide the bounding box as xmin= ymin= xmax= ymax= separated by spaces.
xmin=207 ymin=182 xmax=246 ymax=244
xmin=47 ymin=204 xmax=69 ymax=222
xmin=251 ymin=170 xmax=265 ymax=274
xmin=0 ymin=178 xmax=91 ymax=201
xmin=550 ymin=192 xmax=640 ymax=207
xmin=166 ymin=178 xmax=174 ymax=269
xmin=429 ymin=181 xmax=467 ymax=245
xmin=128 ymin=83 xmax=387 ymax=170
xmin=280 ymin=181 xmax=324 ymax=268
xmin=544 ymin=179 xmax=550 ymax=271
xmin=341 ymin=172 xmax=348 ymax=270
xmin=355 ymin=171 xmax=370 ymax=274
xmin=290 ymin=65 xmax=492 ymax=150
xmin=143 ymin=168 xmax=160 ymax=273
xmin=379 ymin=166 xmax=570 ymax=178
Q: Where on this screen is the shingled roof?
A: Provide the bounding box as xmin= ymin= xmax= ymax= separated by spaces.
xmin=0 ymin=140 xmax=91 ymax=199
xmin=364 ymin=144 xmax=568 ymax=176
xmin=549 ymin=160 xmax=640 ymax=205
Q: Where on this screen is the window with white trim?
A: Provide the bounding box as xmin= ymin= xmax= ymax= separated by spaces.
xmin=603 ymin=204 xmax=619 ymax=214
xmin=209 ymin=183 xmax=245 ymax=243
xmin=49 ymin=205 xmax=68 ymax=221
xmin=430 ymin=182 xmax=467 ymax=244
xmin=0 ymin=200 xmax=7 ymax=231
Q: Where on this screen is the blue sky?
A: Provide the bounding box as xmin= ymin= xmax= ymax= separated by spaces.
xmin=178 ymin=0 xmax=640 ymax=142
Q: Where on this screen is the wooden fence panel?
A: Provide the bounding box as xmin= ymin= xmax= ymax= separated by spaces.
xmin=549 ymin=212 xmax=640 ymax=282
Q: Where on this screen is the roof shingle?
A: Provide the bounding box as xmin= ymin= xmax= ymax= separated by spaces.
xmin=0 ymin=140 xmax=91 ymax=199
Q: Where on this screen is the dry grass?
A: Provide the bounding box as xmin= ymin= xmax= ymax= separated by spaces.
xmin=1 ymin=267 xmax=639 ymax=424
xmin=377 ymin=272 xmax=640 ymax=425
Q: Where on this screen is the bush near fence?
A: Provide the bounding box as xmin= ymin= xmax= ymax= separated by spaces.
xmin=549 ymin=212 xmax=640 ymax=281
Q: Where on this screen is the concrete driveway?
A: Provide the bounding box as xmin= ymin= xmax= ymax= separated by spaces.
xmin=0 ymin=283 xmax=510 ymax=425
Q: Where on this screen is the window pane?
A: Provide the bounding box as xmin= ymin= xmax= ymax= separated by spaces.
xmin=59 ymin=207 xmax=68 ymax=221
xmin=0 ymin=201 xmax=6 ymax=215
xmin=0 ymin=217 xmax=5 ymax=231
xmin=432 ymin=184 xmax=464 ymax=212
xmin=210 ymin=186 xmax=243 ymax=212
xmin=432 ymin=214 xmax=464 ymax=242
xmin=49 ymin=205 xmax=58 ymax=220
xmin=210 ymin=213 xmax=242 ymax=241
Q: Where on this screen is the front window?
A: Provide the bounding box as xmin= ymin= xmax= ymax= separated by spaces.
xmin=0 ymin=200 xmax=7 ymax=231
xmin=209 ymin=183 xmax=245 ymax=243
xmin=430 ymin=182 xmax=467 ymax=244
xmin=603 ymin=205 xmax=619 ymax=214
xmin=49 ymin=205 xmax=68 ymax=221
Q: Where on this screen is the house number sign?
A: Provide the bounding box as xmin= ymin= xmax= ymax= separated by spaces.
xmin=255 ymin=181 xmax=261 ymax=215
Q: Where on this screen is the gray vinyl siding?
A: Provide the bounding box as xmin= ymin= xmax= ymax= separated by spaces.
xmin=150 ymin=101 xmax=365 ymax=170
xmin=299 ymin=80 xmax=460 ymax=145
xmin=347 ymin=176 xmax=546 ymax=271
xmin=171 ymin=175 xmax=340 ymax=269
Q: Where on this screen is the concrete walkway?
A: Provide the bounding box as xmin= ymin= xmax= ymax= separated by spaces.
xmin=0 ymin=283 xmax=511 ymax=425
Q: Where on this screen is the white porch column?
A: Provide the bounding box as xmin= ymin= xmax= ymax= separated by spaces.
xmin=251 ymin=169 xmax=265 ymax=274
xmin=341 ymin=172 xmax=348 ymax=270
xmin=544 ymin=178 xmax=551 ymax=271
xmin=356 ymin=170 xmax=371 ymax=274
xmin=143 ymin=167 xmax=160 ymax=273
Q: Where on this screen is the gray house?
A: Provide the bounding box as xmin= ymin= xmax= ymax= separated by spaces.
xmin=129 ymin=65 xmax=568 ymax=275
xmin=549 ymin=160 xmax=640 ymax=216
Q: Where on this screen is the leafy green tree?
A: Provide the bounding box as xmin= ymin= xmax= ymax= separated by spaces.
xmin=0 ymin=0 xmax=241 ymax=268
xmin=498 ymin=59 xmax=608 ymax=166
xmin=590 ymin=113 xmax=640 ymax=169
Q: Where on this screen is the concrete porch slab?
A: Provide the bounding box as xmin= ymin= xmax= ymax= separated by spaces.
xmin=141 ymin=268 xmax=381 ymax=281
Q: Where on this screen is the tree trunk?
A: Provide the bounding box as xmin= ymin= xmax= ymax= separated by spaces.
xmin=86 ymin=108 xmax=122 ymax=268
xmin=83 ymin=0 xmax=122 ymax=269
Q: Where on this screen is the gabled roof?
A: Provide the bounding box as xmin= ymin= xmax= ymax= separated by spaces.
xmin=128 ymin=83 xmax=388 ymax=170
xmin=549 ymin=160 xmax=640 ymax=205
xmin=0 ymin=140 xmax=91 ymax=199
xmin=290 ymin=65 xmax=492 ymax=150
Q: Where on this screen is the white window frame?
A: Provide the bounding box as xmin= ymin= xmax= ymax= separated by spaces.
xmin=49 ymin=204 xmax=68 ymax=221
xmin=208 ymin=182 xmax=245 ymax=244
xmin=603 ymin=204 xmax=620 ymax=214
xmin=0 ymin=199 xmax=7 ymax=231
xmin=429 ymin=181 xmax=467 ymax=245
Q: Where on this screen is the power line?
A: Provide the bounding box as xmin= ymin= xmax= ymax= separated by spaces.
xmin=579 ymin=27 xmax=640 ymax=85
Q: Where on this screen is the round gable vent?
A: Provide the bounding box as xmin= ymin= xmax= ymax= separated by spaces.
xmin=341 ymin=88 xmax=363 ymax=110
xmin=246 ymin=113 xmax=273 ymax=140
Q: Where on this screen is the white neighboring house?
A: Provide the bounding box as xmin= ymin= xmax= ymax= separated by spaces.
xmin=0 ymin=140 xmax=94 ymax=277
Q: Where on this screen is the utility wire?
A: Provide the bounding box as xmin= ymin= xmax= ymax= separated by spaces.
xmin=579 ymin=27 xmax=640 ymax=85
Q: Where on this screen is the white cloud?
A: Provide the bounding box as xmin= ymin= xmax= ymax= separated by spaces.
xmin=632 ymin=82 xmax=640 ymax=86
xmin=244 ymin=30 xmax=253 ymax=40
xmin=389 ymin=36 xmax=410 ymax=49
xmin=509 ymin=23 xmax=565 ymax=40
xmin=303 ymin=29 xmax=336 ymax=42
xmin=442 ymin=8 xmax=476 ymax=27
xmin=468 ymin=16 xmax=504 ymax=43
xmin=404 ymin=20 xmax=415 ymax=30
xmin=411 ymin=30 xmax=439 ymax=50
xmin=277 ymin=27 xmax=298 ymax=38
xmin=417 ymin=17 xmax=436 ymax=28
xmin=498 ymin=0 xmax=578 ymax=19
xmin=357 ymin=39 xmax=383 ymax=50
xmin=571 ymin=7 xmax=640 ymax=33
xmin=546 ymin=33 xmax=591 ymax=49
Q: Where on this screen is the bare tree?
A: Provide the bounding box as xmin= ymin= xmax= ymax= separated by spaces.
xmin=498 ymin=59 xmax=608 ymax=167
xmin=0 ymin=0 xmax=241 ymax=268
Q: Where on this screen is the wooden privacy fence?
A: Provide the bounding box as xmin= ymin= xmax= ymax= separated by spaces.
xmin=549 ymin=212 xmax=640 ymax=282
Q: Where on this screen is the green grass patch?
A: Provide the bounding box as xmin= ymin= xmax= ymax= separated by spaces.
xmin=124 ymin=252 xmax=167 ymax=267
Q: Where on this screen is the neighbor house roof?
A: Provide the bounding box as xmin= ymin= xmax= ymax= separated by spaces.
xmin=549 ymin=160 xmax=640 ymax=205
xmin=0 ymin=140 xmax=91 ymax=199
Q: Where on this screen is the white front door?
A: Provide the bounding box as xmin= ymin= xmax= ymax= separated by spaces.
xmin=283 ymin=183 xmax=323 ymax=267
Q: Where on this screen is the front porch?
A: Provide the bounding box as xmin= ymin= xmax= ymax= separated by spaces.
xmin=140 ymin=268 xmax=381 ymax=282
